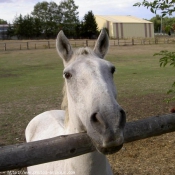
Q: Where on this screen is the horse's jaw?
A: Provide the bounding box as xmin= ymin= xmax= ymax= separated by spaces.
xmin=92 ymin=141 xmax=124 ymax=155
xmin=98 ymin=144 xmax=123 ymax=155
xmin=87 ymin=129 xmax=124 ymax=155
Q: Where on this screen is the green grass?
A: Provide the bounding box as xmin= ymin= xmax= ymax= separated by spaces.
xmin=0 ymin=49 xmax=64 ymax=144
xmin=0 ymin=44 xmax=174 ymax=145
xmin=0 ymin=50 xmax=63 ymax=102
xmin=108 ymin=45 xmax=175 ymax=98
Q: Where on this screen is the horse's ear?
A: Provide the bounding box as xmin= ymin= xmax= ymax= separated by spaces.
xmin=56 ymin=30 xmax=73 ymax=65
xmin=94 ymin=29 xmax=109 ymax=59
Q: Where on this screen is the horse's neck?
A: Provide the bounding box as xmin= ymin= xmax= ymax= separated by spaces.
xmin=64 ymin=151 xmax=108 ymax=175
xmin=64 ymin=120 xmax=111 ymax=175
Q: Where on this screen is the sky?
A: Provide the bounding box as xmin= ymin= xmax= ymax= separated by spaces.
xmin=0 ymin=0 xmax=156 ymax=23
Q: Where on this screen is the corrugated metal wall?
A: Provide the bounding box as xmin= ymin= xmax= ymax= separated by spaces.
xmin=95 ymin=16 xmax=154 ymax=38
xmin=113 ymin=23 xmax=154 ymax=38
xmin=95 ymin=17 xmax=107 ymax=30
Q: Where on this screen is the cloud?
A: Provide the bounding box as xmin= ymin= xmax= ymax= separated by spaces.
xmin=0 ymin=0 xmax=36 ymax=22
xmin=0 ymin=0 xmax=13 ymax=3
xmin=72 ymin=0 xmax=153 ymax=19
xmin=0 ymin=0 xmax=155 ymax=23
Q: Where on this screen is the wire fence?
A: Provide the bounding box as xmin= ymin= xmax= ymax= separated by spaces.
xmin=0 ymin=37 xmax=175 ymax=51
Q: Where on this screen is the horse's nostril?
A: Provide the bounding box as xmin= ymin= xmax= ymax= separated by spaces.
xmin=119 ymin=108 xmax=126 ymax=128
xmin=120 ymin=109 xmax=125 ymax=116
xmin=90 ymin=112 xmax=106 ymax=132
xmin=91 ymin=113 xmax=98 ymax=123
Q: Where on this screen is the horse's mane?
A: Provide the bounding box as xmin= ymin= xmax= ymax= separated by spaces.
xmin=61 ymin=47 xmax=96 ymax=125
xmin=61 ymin=83 xmax=69 ymax=125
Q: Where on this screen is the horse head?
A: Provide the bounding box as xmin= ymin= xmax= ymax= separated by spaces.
xmin=56 ymin=29 xmax=126 ymax=154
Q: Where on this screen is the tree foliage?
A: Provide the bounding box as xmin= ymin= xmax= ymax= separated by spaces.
xmin=150 ymin=15 xmax=161 ymax=32
xmin=133 ymin=0 xmax=175 ymax=17
xmin=150 ymin=15 xmax=175 ymax=33
xmin=32 ymin=1 xmax=61 ymax=37
xmin=6 ymin=0 xmax=99 ymax=39
xmin=0 ymin=19 xmax=7 ymax=24
xmin=154 ymin=50 xmax=175 ymax=102
xmin=11 ymin=0 xmax=80 ymax=38
xmin=58 ymin=0 xmax=79 ymax=37
xmin=81 ymin=11 xmax=99 ymax=38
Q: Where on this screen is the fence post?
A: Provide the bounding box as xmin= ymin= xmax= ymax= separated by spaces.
xmin=48 ymin=41 xmax=50 ymax=49
xmin=132 ymin=38 xmax=134 ymax=45
xmin=4 ymin=43 xmax=6 ymax=51
xmin=27 ymin=42 xmax=29 ymax=49
xmin=86 ymin=40 xmax=88 ymax=47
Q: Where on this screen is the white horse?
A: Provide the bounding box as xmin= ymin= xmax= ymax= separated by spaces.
xmin=26 ymin=29 xmax=126 ymax=175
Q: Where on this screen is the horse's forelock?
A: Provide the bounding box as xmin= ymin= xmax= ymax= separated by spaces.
xmin=74 ymin=47 xmax=95 ymax=57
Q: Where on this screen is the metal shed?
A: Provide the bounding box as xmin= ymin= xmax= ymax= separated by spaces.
xmin=95 ymin=15 xmax=154 ymax=39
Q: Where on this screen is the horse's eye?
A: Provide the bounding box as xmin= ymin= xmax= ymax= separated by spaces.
xmin=64 ymin=72 xmax=72 ymax=79
xmin=111 ymin=67 xmax=116 ymax=74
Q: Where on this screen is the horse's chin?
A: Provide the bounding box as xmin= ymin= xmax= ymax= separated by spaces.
xmin=95 ymin=144 xmax=123 ymax=155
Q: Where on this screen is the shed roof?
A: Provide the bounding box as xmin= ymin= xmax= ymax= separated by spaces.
xmin=95 ymin=15 xmax=152 ymax=24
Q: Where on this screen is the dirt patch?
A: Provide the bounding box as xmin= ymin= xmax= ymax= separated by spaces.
xmin=0 ymin=73 xmax=19 ymax=78
xmin=108 ymin=93 xmax=175 ymax=175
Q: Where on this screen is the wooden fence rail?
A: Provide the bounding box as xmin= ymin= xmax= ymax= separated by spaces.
xmin=0 ymin=113 xmax=175 ymax=171
xmin=0 ymin=37 xmax=175 ymax=51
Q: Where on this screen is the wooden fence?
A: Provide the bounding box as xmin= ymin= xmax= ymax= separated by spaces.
xmin=0 ymin=37 xmax=175 ymax=51
xmin=0 ymin=113 xmax=175 ymax=171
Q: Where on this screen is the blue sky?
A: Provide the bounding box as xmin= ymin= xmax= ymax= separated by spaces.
xmin=0 ymin=0 xmax=156 ymax=23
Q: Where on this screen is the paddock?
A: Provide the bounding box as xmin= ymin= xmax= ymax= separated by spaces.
xmin=0 ymin=43 xmax=175 ymax=174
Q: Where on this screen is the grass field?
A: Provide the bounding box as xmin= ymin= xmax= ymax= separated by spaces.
xmin=0 ymin=43 xmax=175 ymax=174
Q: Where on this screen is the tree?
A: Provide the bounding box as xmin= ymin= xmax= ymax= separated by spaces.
xmin=10 ymin=0 xmax=80 ymax=38
xmin=22 ymin=15 xmax=35 ymax=38
xmin=74 ymin=21 xmax=82 ymax=38
xmin=150 ymin=15 xmax=175 ymax=33
xmin=81 ymin=11 xmax=99 ymax=39
xmin=13 ymin=14 xmax=24 ymax=39
xmin=33 ymin=17 xmax=42 ymax=38
xmin=162 ymin=17 xmax=175 ymax=34
xmin=13 ymin=14 xmax=41 ymax=39
xmin=58 ymin=0 xmax=79 ymax=37
xmin=134 ymin=0 xmax=175 ymax=102
xmin=6 ymin=24 xmax=15 ymax=38
xmin=0 ymin=19 xmax=7 ymax=24
xmin=134 ymin=0 xmax=175 ymax=17
xmin=150 ymin=15 xmax=161 ymax=32
xmin=32 ymin=1 xmax=61 ymax=37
